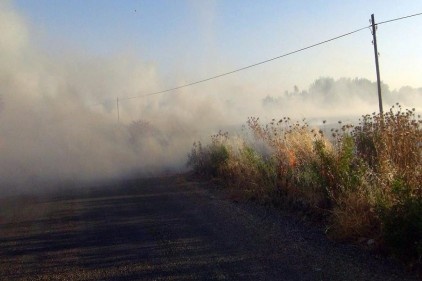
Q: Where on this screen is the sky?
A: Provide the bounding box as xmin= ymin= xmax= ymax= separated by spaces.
xmin=0 ymin=0 xmax=421 ymax=193
xmin=11 ymin=0 xmax=422 ymax=93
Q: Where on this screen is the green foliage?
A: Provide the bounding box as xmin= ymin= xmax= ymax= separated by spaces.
xmin=353 ymin=114 xmax=379 ymax=168
xmin=380 ymin=195 xmax=422 ymax=263
xmin=376 ymin=177 xmax=422 ymax=264
xmin=209 ymin=143 xmax=229 ymax=176
xmin=237 ymin=146 xmax=278 ymax=201
xmin=187 ymin=141 xmax=229 ymax=177
xmin=240 ymin=146 xmax=275 ymax=182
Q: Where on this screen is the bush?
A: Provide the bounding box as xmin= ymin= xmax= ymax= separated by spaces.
xmin=376 ymin=177 xmax=422 ymax=265
xmin=188 ymin=104 xmax=421 ymax=265
xmin=187 ymin=132 xmax=230 ymax=177
xmin=232 ymin=145 xmax=277 ymax=202
xmin=380 ymin=194 xmax=422 ymax=263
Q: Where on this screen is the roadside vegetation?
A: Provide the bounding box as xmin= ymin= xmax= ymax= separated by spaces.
xmin=187 ymin=104 xmax=421 ymax=269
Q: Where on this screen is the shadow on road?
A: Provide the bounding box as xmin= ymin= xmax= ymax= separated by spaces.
xmin=0 ymin=176 xmax=284 ymax=280
xmin=0 ymin=176 xmax=417 ymax=280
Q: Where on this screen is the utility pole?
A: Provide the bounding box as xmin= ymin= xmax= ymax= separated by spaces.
xmin=371 ymin=14 xmax=383 ymax=115
xmin=116 ymin=97 xmax=120 ymax=122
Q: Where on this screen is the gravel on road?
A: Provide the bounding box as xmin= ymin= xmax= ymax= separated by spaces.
xmin=0 ymin=175 xmax=418 ymax=280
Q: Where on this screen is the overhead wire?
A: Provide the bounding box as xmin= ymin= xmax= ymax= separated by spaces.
xmin=377 ymin=11 xmax=422 ymax=25
xmin=119 ymin=25 xmax=370 ymax=102
xmin=92 ymin=11 xmax=422 ymax=106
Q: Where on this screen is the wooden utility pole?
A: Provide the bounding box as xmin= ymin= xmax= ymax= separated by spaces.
xmin=117 ymin=97 xmax=120 ymax=122
xmin=371 ymin=14 xmax=383 ymax=115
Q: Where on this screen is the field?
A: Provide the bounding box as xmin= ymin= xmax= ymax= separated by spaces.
xmin=188 ymin=104 xmax=422 ymax=269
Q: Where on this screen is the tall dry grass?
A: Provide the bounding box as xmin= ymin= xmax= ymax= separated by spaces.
xmin=187 ymin=104 xmax=421 ymax=266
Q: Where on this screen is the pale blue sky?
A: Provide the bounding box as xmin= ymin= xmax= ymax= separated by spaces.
xmin=11 ymin=0 xmax=422 ymax=92
xmin=1 ymin=0 xmax=421 ymax=182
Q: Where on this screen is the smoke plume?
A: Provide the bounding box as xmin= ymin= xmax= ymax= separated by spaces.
xmin=0 ymin=2 xmax=420 ymax=195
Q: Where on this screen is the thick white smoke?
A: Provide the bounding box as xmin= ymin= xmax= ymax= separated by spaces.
xmin=0 ymin=2 xmax=420 ymax=195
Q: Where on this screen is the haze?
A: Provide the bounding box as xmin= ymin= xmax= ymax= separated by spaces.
xmin=1 ymin=1 xmax=421 ymax=195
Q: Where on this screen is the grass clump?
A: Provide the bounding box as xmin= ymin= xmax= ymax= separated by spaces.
xmin=188 ymin=130 xmax=277 ymax=202
xmin=187 ymin=104 xmax=421 ymax=267
xmin=379 ymin=179 xmax=422 ymax=264
xmin=187 ymin=131 xmax=230 ymax=177
xmin=353 ymin=106 xmax=421 ymax=264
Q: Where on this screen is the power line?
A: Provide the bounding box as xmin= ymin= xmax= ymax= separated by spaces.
xmin=93 ymin=11 xmax=422 ymax=105
xmin=119 ymin=25 xmax=369 ymax=102
xmin=377 ymin=12 xmax=422 ymax=25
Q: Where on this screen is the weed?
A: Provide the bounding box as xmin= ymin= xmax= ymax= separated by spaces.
xmin=188 ymin=104 xmax=421 ymax=265
xmin=187 ymin=131 xmax=230 ymax=177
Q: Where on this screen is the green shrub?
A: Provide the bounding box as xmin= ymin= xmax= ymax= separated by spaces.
xmin=237 ymin=146 xmax=277 ymax=201
xmin=187 ymin=141 xmax=229 ymax=177
xmin=209 ymin=143 xmax=229 ymax=176
xmin=379 ymin=194 xmax=422 ymax=263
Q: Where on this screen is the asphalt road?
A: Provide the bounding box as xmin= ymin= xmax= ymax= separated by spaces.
xmin=0 ymin=175 xmax=418 ymax=280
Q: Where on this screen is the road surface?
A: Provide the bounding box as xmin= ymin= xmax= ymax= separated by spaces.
xmin=0 ymin=175 xmax=417 ymax=280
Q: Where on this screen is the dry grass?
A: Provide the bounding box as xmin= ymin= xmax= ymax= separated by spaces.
xmin=187 ymin=104 xmax=421 ymax=266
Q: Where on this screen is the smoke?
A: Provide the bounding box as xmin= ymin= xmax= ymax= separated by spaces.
xmin=0 ymin=3 xmax=420 ymax=195
xmin=262 ymin=77 xmax=422 ymax=123
xmin=0 ymin=2 xmax=252 ymax=195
